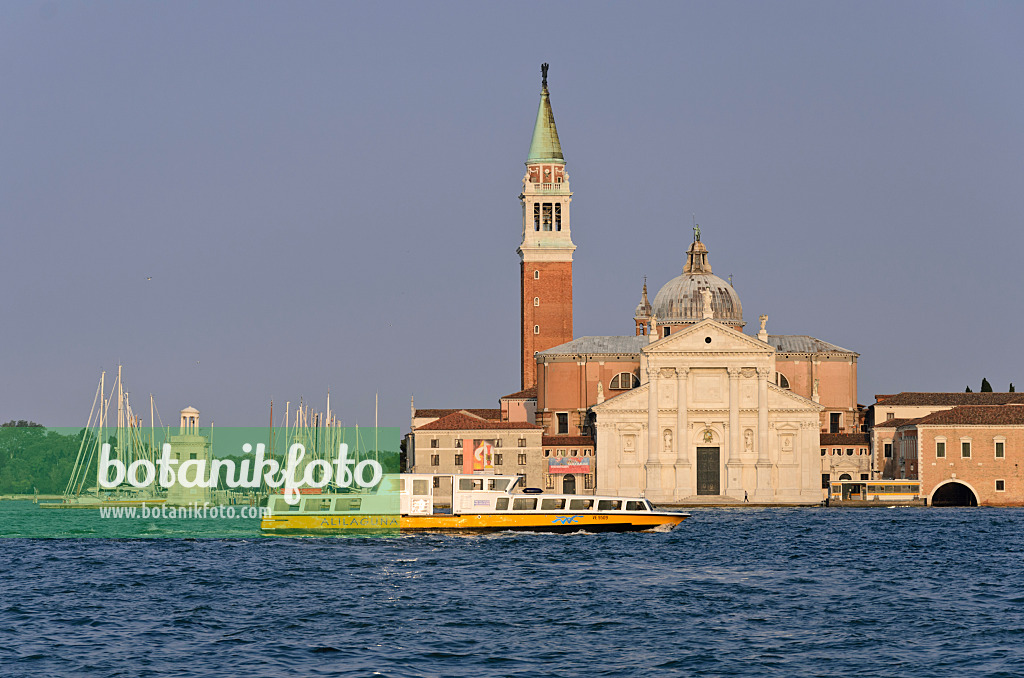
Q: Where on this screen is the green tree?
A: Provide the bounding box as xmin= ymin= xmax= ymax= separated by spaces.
xmin=981 ymin=378 xmax=993 ymax=392
xmin=966 ymin=386 xmax=973 ymax=392
xmin=1011 ymin=383 xmax=1016 ymax=393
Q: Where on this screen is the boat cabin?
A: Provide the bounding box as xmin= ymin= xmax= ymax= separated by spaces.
xmin=400 ymin=473 xmax=655 ymax=516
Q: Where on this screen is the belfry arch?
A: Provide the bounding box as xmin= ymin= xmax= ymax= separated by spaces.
xmin=930 ymin=481 xmax=979 ymax=507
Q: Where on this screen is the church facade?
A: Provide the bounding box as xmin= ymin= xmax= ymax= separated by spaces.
xmin=592 ymin=319 xmax=823 ymax=504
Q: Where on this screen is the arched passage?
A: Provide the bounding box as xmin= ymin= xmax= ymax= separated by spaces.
xmin=931 ymin=481 xmax=978 ymax=507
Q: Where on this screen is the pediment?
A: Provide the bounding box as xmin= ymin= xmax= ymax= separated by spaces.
xmin=645 ymin=319 xmax=774 ymax=356
xmin=767 ymin=383 xmax=823 ymax=410
xmin=593 ymin=382 xmax=649 ymax=412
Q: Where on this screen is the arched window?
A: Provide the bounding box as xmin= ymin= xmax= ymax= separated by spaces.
xmin=534 ymin=297 xmax=540 ymax=306
xmin=839 ymin=473 xmax=852 ymax=481
xmin=609 ymin=372 xmax=640 ymax=390
xmin=775 ymin=372 xmax=790 ymax=389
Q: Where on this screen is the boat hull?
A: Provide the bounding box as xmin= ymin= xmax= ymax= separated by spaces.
xmin=39 ymin=499 xmax=168 ymax=510
xmin=260 ymin=512 xmax=687 ymax=535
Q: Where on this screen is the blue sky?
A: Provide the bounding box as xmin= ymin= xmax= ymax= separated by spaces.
xmin=2 ymin=1 xmax=1022 ymax=428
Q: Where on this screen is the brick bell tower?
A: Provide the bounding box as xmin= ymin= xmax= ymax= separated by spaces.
xmin=518 ymin=63 xmax=575 ymax=389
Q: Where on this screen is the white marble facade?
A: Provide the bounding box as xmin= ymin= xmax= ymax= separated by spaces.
xmin=593 ymin=319 xmax=822 ymax=503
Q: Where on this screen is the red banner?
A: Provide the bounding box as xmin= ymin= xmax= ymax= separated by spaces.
xmin=463 ymin=439 xmax=495 ymax=474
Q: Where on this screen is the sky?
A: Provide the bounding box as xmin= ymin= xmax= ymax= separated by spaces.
xmin=2 ymin=1 xmax=1023 ymax=429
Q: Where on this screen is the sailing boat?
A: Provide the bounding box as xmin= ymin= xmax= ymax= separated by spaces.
xmin=42 ymin=366 xmax=167 ymax=509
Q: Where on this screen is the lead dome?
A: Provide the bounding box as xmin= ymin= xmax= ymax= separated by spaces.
xmin=650 ymin=237 xmax=744 ymax=330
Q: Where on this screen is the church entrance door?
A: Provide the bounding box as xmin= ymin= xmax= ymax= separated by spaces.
xmin=697 ymin=447 xmax=720 ymax=495
xmin=562 ymin=474 xmax=576 ymax=494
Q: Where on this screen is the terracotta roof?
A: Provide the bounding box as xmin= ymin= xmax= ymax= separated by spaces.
xmin=911 ymin=405 xmax=1024 ymax=426
xmin=872 ymin=392 xmax=1024 ymax=407
xmin=500 ymin=386 xmax=538 ymax=400
xmin=542 ymin=436 xmax=595 ymax=447
xmin=873 ymin=417 xmax=922 ymax=429
xmin=820 ymin=433 xmax=869 ymax=446
xmin=414 ymin=408 xmax=502 ymax=421
xmin=415 ymin=412 xmax=542 ymax=432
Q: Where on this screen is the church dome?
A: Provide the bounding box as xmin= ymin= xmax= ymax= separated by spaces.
xmin=650 ymin=236 xmax=744 ymax=328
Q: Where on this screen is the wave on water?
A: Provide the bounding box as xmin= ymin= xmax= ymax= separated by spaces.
xmin=3 ymin=506 xmax=1024 ymax=677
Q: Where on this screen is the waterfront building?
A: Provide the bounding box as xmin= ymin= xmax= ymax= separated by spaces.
xmin=406 ymin=410 xmax=547 ymax=500
xmin=869 ymin=392 xmax=1024 ymax=479
xmin=819 ymin=433 xmax=871 ymax=489
xmin=881 ymin=404 xmax=1024 ymax=506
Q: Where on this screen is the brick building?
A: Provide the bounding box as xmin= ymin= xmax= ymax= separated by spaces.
xmin=883 ymin=404 xmax=1024 ymax=506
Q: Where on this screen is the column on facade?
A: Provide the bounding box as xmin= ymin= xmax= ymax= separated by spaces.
xmin=675 ymin=367 xmax=691 ymax=499
xmin=646 ymin=365 xmax=661 ymax=495
xmin=754 ymin=367 xmax=773 ymax=499
xmin=727 ymin=367 xmax=742 ymax=497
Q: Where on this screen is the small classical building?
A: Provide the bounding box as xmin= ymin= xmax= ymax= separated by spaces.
xmin=819 ymin=433 xmax=871 ymax=490
xmin=165 ymin=407 xmax=212 ymax=506
xmin=883 ymin=405 xmax=1024 ymax=506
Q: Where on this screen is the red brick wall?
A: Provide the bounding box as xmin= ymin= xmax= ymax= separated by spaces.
xmin=521 ymin=261 xmax=573 ymax=389
xmin=918 ymin=426 xmax=1024 ymax=506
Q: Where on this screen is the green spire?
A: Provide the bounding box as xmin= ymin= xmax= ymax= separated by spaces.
xmin=527 ymin=63 xmax=564 ymax=163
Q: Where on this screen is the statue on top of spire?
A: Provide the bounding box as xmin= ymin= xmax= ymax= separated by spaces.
xmin=541 ymin=63 xmax=549 ymax=89
xmin=693 ymin=223 xmax=701 ymax=242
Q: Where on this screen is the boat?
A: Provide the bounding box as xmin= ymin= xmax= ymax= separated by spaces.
xmin=42 ymin=367 xmax=168 ymax=510
xmin=259 ymin=473 xmax=689 ymax=534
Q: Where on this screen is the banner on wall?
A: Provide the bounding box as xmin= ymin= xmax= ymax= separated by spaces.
xmin=548 ymin=457 xmax=591 ymax=474
xmin=463 ymin=438 xmax=495 ymax=474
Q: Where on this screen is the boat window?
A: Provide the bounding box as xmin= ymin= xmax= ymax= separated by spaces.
xmin=412 ymin=480 xmax=430 ymax=496
xmin=304 ymin=498 xmax=332 ymax=512
xmin=541 ymin=498 xmax=565 ymax=510
xmin=335 ymin=498 xmax=361 ymax=511
xmin=488 ymin=479 xmax=511 ymax=491
xmin=398 ymin=479 xmax=406 ymax=492
xmin=381 ymin=478 xmax=401 ymax=493
xmin=569 ymin=499 xmax=594 ymax=510
xmin=459 ymin=478 xmax=484 ymax=491
xmin=512 ymin=497 xmax=537 ymax=511
xmin=625 ymin=500 xmax=648 ymax=511
xmin=597 ymin=500 xmax=622 ymax=510
xmin=495 ymin=497 xmax=509 ymax=510
xmin=274 ymin=498 xmax=301 ymax=512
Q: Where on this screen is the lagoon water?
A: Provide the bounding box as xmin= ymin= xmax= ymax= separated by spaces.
xmin=2 ymin=502 xmax=1023 ymax=677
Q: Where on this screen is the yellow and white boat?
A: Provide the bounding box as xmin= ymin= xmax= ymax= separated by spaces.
xmin=259 ymin=474 xmax=688 ymax=535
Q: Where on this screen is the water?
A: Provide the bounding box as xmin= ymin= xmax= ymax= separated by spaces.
xmin=2 ymin=503 xmax=1023 ymax=677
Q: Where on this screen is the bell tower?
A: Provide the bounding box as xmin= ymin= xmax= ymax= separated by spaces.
xmin=518 ymin=63 xmax=575 ymax=389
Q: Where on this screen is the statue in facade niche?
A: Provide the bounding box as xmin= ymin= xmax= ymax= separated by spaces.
xmin=663 ymin=429 xmax=672 ymax=453
xmin=744 ymin=429 xmax=753 ymax=452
